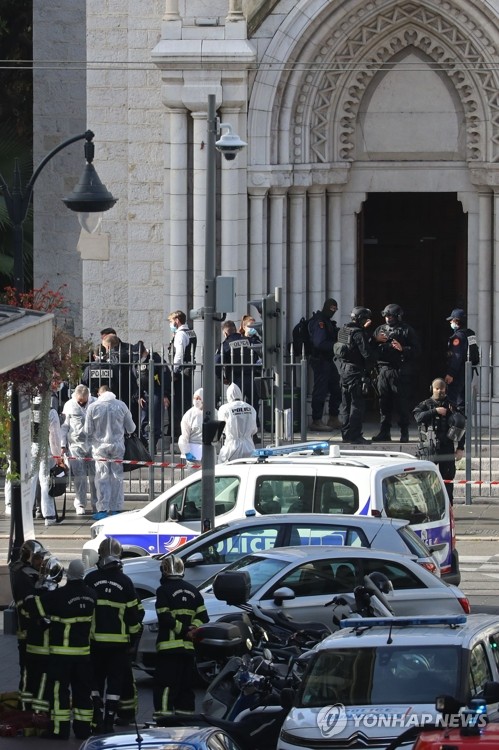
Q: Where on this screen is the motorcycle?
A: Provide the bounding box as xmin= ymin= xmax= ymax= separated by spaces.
xmin=326 ymin=571 xmax=396 ymax=627
xmin=153 ymin=648 xmax=296 ymax=750
xmin=193 ymin=570 xmax=331 ymax=685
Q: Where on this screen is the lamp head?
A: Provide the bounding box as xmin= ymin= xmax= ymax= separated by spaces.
xmin=62 ymin=134 xmax=118 ymax=232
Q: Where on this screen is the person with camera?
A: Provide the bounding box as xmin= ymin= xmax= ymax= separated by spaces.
xmin=372 ymin=303 xmax=421 ymax=443
xmin=413 ymin=378 xmax=465 ymax=504
xmin=333 ymin=306 xmax=378 ymax=444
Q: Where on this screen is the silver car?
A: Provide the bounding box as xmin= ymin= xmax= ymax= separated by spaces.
xmin=135 ymin=546 xmax=468 ymax=674
xmin=120 ymin=513 xmax=439 ymax=599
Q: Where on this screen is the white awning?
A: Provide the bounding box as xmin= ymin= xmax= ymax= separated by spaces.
xmin=0 ymin=305 xmax=54 ymax=375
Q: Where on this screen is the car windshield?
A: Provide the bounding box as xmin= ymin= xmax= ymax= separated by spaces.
xmin=200 ymin=554 xmax=289 ymax=596
xmin=298 ymin=645 xmax=460 ymax=706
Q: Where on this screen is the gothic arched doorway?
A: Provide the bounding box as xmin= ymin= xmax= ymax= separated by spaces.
xmin=357 ymin=192 xmax=468 ymax=402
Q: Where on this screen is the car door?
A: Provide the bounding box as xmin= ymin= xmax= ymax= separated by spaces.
xmin=182 ymin=522 xmax=284 ymax=587
xmin=360 ymin=557 xmax=455 ymax=615
xmin=467 ymin=640 xmax=499 ymax=721
xmin=256 ymin=556 xmax=362 ymax=626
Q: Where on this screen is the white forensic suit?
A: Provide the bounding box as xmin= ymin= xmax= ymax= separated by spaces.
xmin=178 ymin=388 xmax=205 ymax=462
xmin=35 ymin=408 xmax=64 ymax=524
xmin=61 ymin=392 xmax=97 ymax=514
xmin=218 ymin=383 xmax=258 ymax=463
xmin=84 ymin=391 xmax=135 ymax=514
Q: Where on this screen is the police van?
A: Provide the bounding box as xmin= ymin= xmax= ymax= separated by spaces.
xmin=278 ymin=614 xmax=499 ymax=750
xmin=81 ymin=442 xmax=459 ymax=584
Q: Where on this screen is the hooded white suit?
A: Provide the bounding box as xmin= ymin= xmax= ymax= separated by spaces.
xmin=178 ymin=388 xmax=205 ymax=461
xmin=218 ymin=383 xmax=257 ymax=463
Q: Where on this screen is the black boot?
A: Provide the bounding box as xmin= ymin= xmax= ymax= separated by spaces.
xmin=372 ymin=429 xmax=391 ymax=442
xmin=400 ymin=429 xmax=409 ymax=442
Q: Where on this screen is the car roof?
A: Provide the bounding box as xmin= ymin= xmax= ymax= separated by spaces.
xmin=238 ymin=545 xmax=418 ymax=564
xmin=82 ymin=725 xmax=221 ymax=750
xmin=314 ymin=613 xmax=499 ymax=649
xmin=206 ymin=514 xmax=410 ymax=531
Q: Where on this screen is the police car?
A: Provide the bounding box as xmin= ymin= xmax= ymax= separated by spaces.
xmin=81 ymin=442 xmax=459 ymax=584
xmin=278 ymin=614 xmax=499 ymax=750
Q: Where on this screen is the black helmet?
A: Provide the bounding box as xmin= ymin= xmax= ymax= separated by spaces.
xmin=367 ymin=571 xmax=393 ymax=595
xmin=19 ymin=540 xmax=46 ymax=564
xmin=351 ymin=306 xmax=372 ymax=325
xmin=381 ymin=303 xmax=403 ymax=320
xmin=447 ymin=411 xmax=466 ymax=442
xmin=98 ymin=537 xmax=123 ymax=567
xmin=39 ymin=556 xmax=64 ymax=586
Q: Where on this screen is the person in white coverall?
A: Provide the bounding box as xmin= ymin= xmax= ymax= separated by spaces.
xmin=178 ymin=388 xmax=205 ymax=462
xmin=218 ymin=383 xmax=258 ymax=463
xmin=34 ymin=404 xmax=66 ymax=526
xmin=84 ymin=385 xmax=135 ymax=519
xmin=61 ymin=384 xmax=98 ymax=515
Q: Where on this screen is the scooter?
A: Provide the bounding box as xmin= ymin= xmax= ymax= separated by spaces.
xmin=193 ymin=570 xmax=331 ymax=684
xmin=154 ymin=649 xmax=295 ymax=750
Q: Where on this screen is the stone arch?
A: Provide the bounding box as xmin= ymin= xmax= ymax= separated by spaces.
xmin=248 ymin=0 xmax=499 ymax=168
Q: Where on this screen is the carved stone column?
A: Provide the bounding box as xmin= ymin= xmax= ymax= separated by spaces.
xmin=308 ymin=187 xmax=326 ymax=310
xmin=168 ymin=108 xmax=189 ymax=308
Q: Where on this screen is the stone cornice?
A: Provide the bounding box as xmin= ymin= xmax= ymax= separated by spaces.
xmin=151 ymin=39 xmax=256 ymax=69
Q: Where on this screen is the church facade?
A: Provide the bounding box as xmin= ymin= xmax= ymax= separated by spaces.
xmin=33 ymin=0 xmax=499 ymax=406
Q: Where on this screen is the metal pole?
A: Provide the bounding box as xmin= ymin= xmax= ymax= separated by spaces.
xmin=201 ymin=94 xmax=217 ymax=531
xmin=465 ymin=360 xmax=472 ymax=506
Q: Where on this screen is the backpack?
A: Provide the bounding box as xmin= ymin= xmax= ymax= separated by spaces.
xmin=292 ymin=317 xmax=312 ymax=358
xmin=465 ymin=328 xmax=480 ymax=367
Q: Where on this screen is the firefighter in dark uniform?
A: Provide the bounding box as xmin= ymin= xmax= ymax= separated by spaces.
xmin=372 ymin=304 xmax=421 ymax=443
xmin=37 ymin=559 xmax=97 ymax=740
xmin=333 ymin=306 xmax=378 ymax=445
xmin=153 ymin=555 xmax=208 ymax=723
xmin=85 ymin=537 xmax=144 ymax=733
xmin=308 ymin=298 xmax=342 ymax=431
xmin=21 ymin=556 xmax=64 ymax=714
xmin=9 ymin=540 xmax=47 ymax=691
xmin=413 ymin=378 xmax=461 ymax=504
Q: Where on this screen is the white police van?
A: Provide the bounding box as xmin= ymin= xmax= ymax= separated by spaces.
xmin=278 ymin=614 xmax=499 ymax=750
xmin=82 ymin=442 xmax=458 ymax=583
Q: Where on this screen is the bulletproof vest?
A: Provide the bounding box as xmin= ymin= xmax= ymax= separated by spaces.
xmin=87 ymin=362 xmax=116 ymax=396
xmin=185 ymin=328 xmax=197 ymax=363
xmin=227 ymin=337 xmax=252 ymax=363
xmin=337 ymin=326 xmax=355 ymax=347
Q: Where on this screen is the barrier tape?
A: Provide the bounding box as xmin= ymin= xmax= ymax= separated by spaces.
xmin=52 ymin=454 xmax=201 ymax=470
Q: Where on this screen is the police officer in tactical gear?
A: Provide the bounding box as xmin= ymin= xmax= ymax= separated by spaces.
xmin=444 ymin=308 xmax=476 ymax=456
xmin=153 ymin=555 xmax=208 ymax=723
xmin=372 ymin=304 xmax=421 ymax=443
xmin=333 ymin=306 xmax=378 ymax=444
xmin=85 ymin=537 xmax=144 ymax=734
xmin=413 ymin=378 xmax=460 ymax=505
xmin=168 ymin=310 xmax=197 ymax=441
xmin=308 ymin=298 xmax=342 ymax=431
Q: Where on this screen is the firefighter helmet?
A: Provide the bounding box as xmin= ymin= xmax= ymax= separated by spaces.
xmin=98 ymin=537 xmax=123 ymax=567
xmin=161 ymin=555 xmax=185 ymax=578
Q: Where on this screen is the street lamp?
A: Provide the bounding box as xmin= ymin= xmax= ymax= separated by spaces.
xmin=0 ymin=129 xmax=117 ymax=292
xmin=201 ymin=95 xmax=246 ymax=531
xmin=0 ymin=129 xmax=117 ymax=561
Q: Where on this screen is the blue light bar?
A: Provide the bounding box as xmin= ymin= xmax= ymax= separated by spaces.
xmin=252 ymin=441 xmax=330 ymax=459
xmin=339 ymin=614 xmax=467 ymax=629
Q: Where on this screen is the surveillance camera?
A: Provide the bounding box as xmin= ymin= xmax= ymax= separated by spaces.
xmin=215 ymin=125 xmax=247 ymax=162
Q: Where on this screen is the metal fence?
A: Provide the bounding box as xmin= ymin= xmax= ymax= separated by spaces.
xmin=67 ymin=347 xmax=496 ymax=504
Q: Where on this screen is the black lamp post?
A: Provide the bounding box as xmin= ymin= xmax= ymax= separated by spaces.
xmin=0 ymin=129 xmax=117 ymax=561
xmin=0 ymin=129 xmax=117 ymax=292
